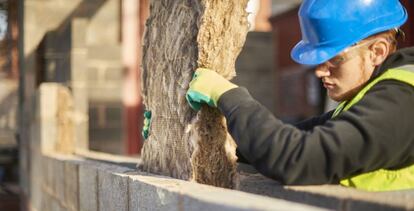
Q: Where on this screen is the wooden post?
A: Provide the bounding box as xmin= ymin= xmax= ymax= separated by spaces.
xmin=140 ymin=0 xmax=249 ymax=188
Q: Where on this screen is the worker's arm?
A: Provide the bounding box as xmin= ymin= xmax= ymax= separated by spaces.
xmin=294 ymin=110 xmax=334 ymax=131
xmin=237 ymin=111 xmax=334 ymax=164
xmin=218 ymin=81 xmax=414 ymax=185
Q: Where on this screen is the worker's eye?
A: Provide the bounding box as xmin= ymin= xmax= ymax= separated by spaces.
xmin=327 ymin=56 xmax=345 ymax=67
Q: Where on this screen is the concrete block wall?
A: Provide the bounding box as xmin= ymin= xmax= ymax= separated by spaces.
xmin=27 ymin=83 xmax=414 ymax=211
xmin=71 ymin=18 xmax=89 ymax=150
xmin=87 ymin=45 xmax=124 ymax=155
xmin=37 ymin=153 xmax=329 ymax=211
xmin=21 ymin=4 xmax=126 ymax=193
xmin=238 ymin=172 xmax=414 ymax=210
xmin=87 ymin=46 xmax=123 ymax=103
xmin=32 ymin=153 xmax=414 ymax=211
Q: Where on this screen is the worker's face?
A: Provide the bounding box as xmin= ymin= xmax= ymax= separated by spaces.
xmin=315 ymin=40 xmax=376 ymax=102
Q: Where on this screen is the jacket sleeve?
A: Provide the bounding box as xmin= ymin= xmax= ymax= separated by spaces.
xmin=294 ymin=110 xmax=334 ymax=131
xmin=218 ymin=81 xmax=414 ymax=185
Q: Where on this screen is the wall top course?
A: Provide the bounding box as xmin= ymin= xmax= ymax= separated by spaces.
xmin=238 ymin=172 xmax=414 ymax=210
xmin=41 ymin=152 xmax=414 ymax=211
xmin=128 ymin=173 xmax=326 ymax=211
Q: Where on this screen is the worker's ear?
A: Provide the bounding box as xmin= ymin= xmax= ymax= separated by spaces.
xmin=369 ymin=38 xmax=390 ymax=66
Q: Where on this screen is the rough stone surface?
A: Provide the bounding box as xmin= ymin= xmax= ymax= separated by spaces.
xmin=34 ymin=154 xmax=414 ymax=211
xmin=40 ymin=192 xmax=51 ymax=211
xmin=64 ymin=161 xmax=79 ymax=211
xmin=43 ymin=156 xmax=54 ymax=192
xmin=238 ymin=171 xmax=414 ymax=210
xmin=41 ymin=192 xmax=62 ymax=211
xmin=128 ymin=173 xmax=326 ymax=211
xmin=53 ymin=158 xmax=65 ymax=205
xmin=140 ymin=0 xmax=249 ymax=189
xmin=129 ymin=177 xmax=180 ymax=211
xmin=79 ymin=163 xmax=98 ymax=211
xmin=97 ymin=167 xmax=129 ymax=211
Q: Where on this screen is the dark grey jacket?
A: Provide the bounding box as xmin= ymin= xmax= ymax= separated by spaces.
xmin=218 ymin=47 xmax=414 ymax=185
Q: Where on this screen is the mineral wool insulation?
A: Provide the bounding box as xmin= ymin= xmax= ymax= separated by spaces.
xmin=140 ymin=0 xmax=249 ymax=188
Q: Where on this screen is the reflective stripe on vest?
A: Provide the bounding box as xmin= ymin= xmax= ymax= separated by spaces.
xmin=332 ymin=65 xmax=414 ymax=191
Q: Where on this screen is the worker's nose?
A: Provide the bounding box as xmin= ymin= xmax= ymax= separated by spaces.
xmin=314 ymin=64 xmax=331 ymax=78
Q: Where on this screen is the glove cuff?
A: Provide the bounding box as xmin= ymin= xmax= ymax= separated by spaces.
xmin=212 ymin=82 xmax=238 ymax=106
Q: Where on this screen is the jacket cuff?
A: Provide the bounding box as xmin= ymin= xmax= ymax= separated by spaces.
xmin=217 ymin=87 xmax=252 ymax=114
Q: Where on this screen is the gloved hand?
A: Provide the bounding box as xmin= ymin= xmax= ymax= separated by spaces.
xmin=141 ymin=110 xmax=151 ymax=140
xmin=186 ymin=68 xmax=238 ymax=111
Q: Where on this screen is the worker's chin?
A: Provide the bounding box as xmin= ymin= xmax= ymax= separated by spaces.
xmin=328 ymin=89 xmax=357 ymax=102
xmin=327 ymin=90 xmax=346 ymax=102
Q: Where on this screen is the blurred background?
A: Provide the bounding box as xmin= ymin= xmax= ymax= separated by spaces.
xmin=0 ymin=0 xmax=413 ymax=210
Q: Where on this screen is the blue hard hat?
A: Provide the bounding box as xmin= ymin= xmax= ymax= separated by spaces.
xmin=291 ymin=0 xmax=408 ymax=65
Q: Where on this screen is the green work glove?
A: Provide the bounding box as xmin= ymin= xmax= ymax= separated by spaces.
xmin=142 ymin=110 xmax=151 ymax=140
xmin=186 ymin=68 xmax=238 ymax=111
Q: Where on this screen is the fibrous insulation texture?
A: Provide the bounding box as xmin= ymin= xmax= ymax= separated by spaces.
xmin=140 ymin=0 xmax=249 ymax=188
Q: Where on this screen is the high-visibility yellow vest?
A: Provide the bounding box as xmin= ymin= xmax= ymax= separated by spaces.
xmin=332 ymin=65 xmax=414 ymax=191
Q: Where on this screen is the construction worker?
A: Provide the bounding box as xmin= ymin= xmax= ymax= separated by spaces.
xmin=185 ymin=0 xmax=414 ymax=191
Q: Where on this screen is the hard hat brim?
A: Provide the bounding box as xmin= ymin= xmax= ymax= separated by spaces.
xmin=290 ymin=41 xmax=348 ymax=66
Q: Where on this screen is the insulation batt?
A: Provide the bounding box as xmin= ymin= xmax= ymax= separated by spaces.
xmin=140 ymin=0 xmax=249 ymax=188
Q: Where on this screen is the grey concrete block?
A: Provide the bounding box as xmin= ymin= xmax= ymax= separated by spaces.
xmin=71 ymin=52 xmax=88 ymax=82
xmin=53 ymin=158 xmax=65 ymax=205
xmin=50 ymin=199 xmax=65 ymax=211
xmin=180 ymin=183 xmax=325 ymax=211
xmin=88 ymin=85 xmax=122 ymax=102
xmin=86 ymin=0 xmax=120 ymax=45
xmin=41 ymin=191 xmax=66 ymax=211
xmin=40 ymin=192 xmax=53 ymax=211
xmin=104 ymin=67 xmax=123 ymax=81
xmin=129 ymin=178 xmax=180 ymax=211
xmin=71 ymin=85 xmax=88 ymax=113
xmin=128 ymin=173 xmax=325 ymax=211
xmin=346 ymin=201 xmax=402 ymax=211
xmin=79 ymin=164 xmax=98 ymax=211
xmin=287 ymin=186 xmax=414 ymax=211
xmin=30 ymin=148 xmax=45 ymax=210
xmin=43 ymin=156 xmax=54 ymax=191
xmin=71 ymin=18 xmax=88 ymax=48
xmin=64 ymin=161 xmax=79 ymax=211
xmin=98 ymin=167 xmax=129 ymax=211
xmin=87 ymin=67 xmax=100 ymax=82
xmin=182 ymin=196 xmax=248 ymax=211
xmin=87 ymin=45 xmax=122 ymax=60
xmin=238 ymin=172 xmax=414 ymax=210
